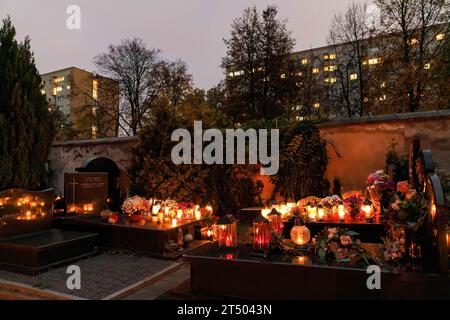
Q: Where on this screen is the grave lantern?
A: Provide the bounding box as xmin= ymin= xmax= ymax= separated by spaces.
xmin=216 ymin=214 xmax=238 ymax=249
xmin=361 ymin=200 xmax=374 ymax=222
xmin=290 ymin=217 xmax=311 ymax=246
xmin=267 ymin=208 xmax=284 ymax=237
xmin=253 ymin=215 xmax=270 ymax=252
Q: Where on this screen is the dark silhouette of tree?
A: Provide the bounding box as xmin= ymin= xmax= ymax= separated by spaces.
xmin=0 ymin=16 xmax=54 ymax=190
xmin=221 ymin=5 xmax=295 ymax=121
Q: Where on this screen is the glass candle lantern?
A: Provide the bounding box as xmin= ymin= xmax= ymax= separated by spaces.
xmin=267 ymin=208 xmax=284 ymax=237
xmin=317 ymin=207 xmax=325 ymax=221
xmin=361 ymin=200 xmax=374 ymax=221
xmin=290 ymin=217 xmax=311 ymax=246
xmin=307 ymin=206 xmax=317 ymax=221
xmin=338 ymin=204 xmax=345 ymax=222
xmin=253 ymin=215 xmax=271 ymax=252
xmin=195 ymin=205 xmax=202 ymax=220
xmin=216 ymin=214 xmax=238 ymax=248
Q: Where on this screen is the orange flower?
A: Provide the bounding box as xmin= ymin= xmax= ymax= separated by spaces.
xmin=340 ymin=235 xmax=352 ymax=246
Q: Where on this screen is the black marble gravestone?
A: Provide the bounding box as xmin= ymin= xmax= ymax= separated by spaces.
xmin=64 ymin=172 xmax=108 ymax=216
xmin=0 ymin=188 xmax=98 ymax=274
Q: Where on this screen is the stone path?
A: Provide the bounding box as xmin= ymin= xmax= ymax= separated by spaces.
xmin=121 ymin=263 xmax=190 ymax=300
xmin=0 ymin=252 xmax=177 ymax=300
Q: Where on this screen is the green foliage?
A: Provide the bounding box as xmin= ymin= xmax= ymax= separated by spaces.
xmin=271 ymin=121 xmax=330 ymax=201
xmin=332 ymin=177 xmax=342 ymax=196
xmin=128 ymin=96 xmax=263 ymax=216
xmin=0 ymin=17 xmax=54 ymax=190
xmin=385 ymin=139 xmax=409 ymax=183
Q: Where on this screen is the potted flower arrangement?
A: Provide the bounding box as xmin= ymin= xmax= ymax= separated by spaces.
xmin=383 ymin=181 xmax=426 ymax=263
xmin=307 ymin=227 xmax=373 ymax=265
xmin=121 ymin=195 xmax=150 ymax=222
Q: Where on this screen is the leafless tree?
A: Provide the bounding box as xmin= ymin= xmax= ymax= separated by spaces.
xmin=328 ymin=2 xmax=372 ymax=117
xmin=376 ymin=0 xmax=450 ymax=112
xmin=94 ymin=38 xmax=164 ymax=135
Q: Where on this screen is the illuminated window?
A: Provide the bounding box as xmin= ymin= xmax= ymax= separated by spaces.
xmin=257 ymin=66 xmax=265 ymax=72
xmin=40 ymin=90 xmax=46 ymax=95
xmin=312 ymin=67 xmax=320 ymax=74
xmin=329 ymin=53 xmax=336 ymax=60
xmin=296 ymin=71 xmax=303 ymax=77
xmin=92 ymin=106 xmax=97 ymax=116
xmin=436 ymin=33 xmax=445 ymax=41
xmin=424 ymin=63 xmax=431 ymax=70
xmin=350 ymin=73 xmax=358 ymax=81
xmin=328 ymin=65 xmax=337 ymax=72
xmin=324 ymin=77 xmax=337 ymax=83
xmin=380 ymin=81 xmax=386 ymax=88
xmin=408 ymin=38 xmax=419 ymax=45
xmin=368 ymin=57 xmax=380 ymax=65
xmin=280 ymin=73 xmax=286 ymax=79
xmin=363 ymin=97 xmax=369 ymax=102
xmin=53 ymin=76 xmax=65 ymax=83
xmin=313 ymin=102 xmax=320 ymax=109
xmin=67 ymin=85 xmax=71 ymax=90
xmin=93 ymin=80 xmax=99 ymax=99
xmin=296 ymin=116 xmax=304 ymax=121
xmin=91 ymin=125 xmax=97 ymax=138
xmin=301 ymin=58 xmax=308 ymax=65
xmin=323 ymin=53 xmax=329 ymax=60
xmin=228 ymin=72 xmax=234 ymax=77
xmin=379 ymin=94 xmax=387 ymax=101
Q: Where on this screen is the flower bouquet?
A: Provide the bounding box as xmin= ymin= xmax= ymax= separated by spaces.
xmin=366 ymin=170 xmax=393 ymax=217
xmin=121 ymin=195 xmax=150 ymax=222
xmin=320 ymin=195 xmax=341 ymax=220
xmin=342 ymin=191 xmax=364 ymax=221
xmin=383 ymin=181 xmax=427 ymax=264
xmin=308 ymin=227 xmax=373 ymax=265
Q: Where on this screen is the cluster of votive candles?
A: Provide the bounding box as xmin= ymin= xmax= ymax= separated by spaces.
xmin=261 ymin=203 xmax=373 ymax=222
xmin=10 ymin=196 xmax=46 ymax=220
xmin=150 ymin=203 xmax=213 ymax=226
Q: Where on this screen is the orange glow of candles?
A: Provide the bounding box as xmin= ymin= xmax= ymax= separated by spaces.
xmin=318 ymin=208 xmax=325 ymax=220
xmin=195 ymin=208 xmax=202 ymax=221
xmin=279 ymin=205 xmax=288 ymax=219
xmin=261 ymin=208 xmax=271 ymax=220
xmin=172 ymin=218 xmax=177 ymax=226
xmin=361 ymin=204 xmax=373 ymax=218
xmin=177 ymin=209 xmax=183 ymax=220
xmin=307 ymin=206 xmax=317 ymax=221
xmin=338 ymin=205 xmax=345 ymax=221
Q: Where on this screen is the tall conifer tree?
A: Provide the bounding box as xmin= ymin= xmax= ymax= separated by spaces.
xmin=0 ymin=16 xmax=54 ymax=190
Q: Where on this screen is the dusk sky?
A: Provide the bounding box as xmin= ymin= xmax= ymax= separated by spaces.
xmin=1 ymin=0 xmax=369 ymax=89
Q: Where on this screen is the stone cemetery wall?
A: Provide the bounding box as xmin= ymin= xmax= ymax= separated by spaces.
xmin=49 ymin=110 xmax=450 ymax=201
xmin=319 ymin=110 xmax=450 ymax=192
xmin=48 ymin=136 xmax=137 ymax=196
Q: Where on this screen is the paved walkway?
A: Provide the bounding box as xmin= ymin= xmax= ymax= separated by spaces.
xmin=120 ymin=263 xmax=190 ymax=300
xmin=0 ymin=252 xmax=177 ymax=300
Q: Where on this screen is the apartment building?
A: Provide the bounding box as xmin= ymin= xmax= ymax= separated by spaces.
xmin=226 ymin=26 xmax=448 ymax=119
xmin=41 ymin=67 xmax=119 ymax=140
